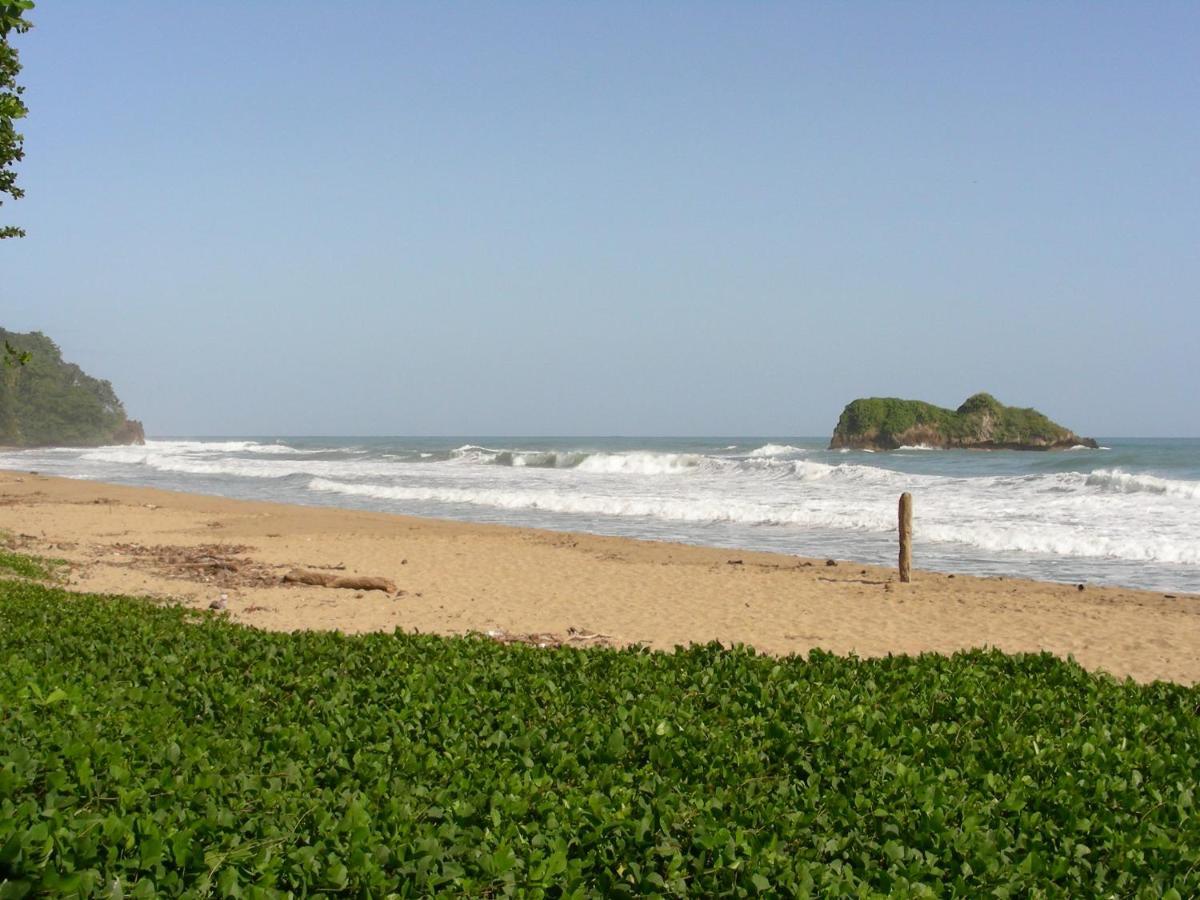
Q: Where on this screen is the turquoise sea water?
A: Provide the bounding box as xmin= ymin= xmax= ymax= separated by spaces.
xmin=3 ymin=436 xmax=1198 ymax=593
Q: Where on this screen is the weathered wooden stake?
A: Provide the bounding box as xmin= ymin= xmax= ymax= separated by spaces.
xmin=898 ymin=492 xmax=913 ymax=583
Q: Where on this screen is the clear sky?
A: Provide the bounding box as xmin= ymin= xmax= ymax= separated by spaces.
xmin=2 ymin=2 xmax=1197 ymax=436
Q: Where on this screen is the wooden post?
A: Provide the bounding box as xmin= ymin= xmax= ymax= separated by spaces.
xmin=898 ymin=492 xmax=913 ymax=583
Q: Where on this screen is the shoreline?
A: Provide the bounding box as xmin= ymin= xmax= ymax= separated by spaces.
xmin=2 ymin=469 xmax=1198 ymax=684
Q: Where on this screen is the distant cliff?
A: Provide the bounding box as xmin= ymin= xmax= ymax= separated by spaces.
xmin=0 ymin=329 xmax=144 ymax=448
xmin=829 ymin=393 xmax=1097 ymax=451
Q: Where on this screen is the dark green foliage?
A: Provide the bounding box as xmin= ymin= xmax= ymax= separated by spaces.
xmin=1 ymin=342 xmax=30 ymax=369
xmin=2 ymin=582 xmax=1198 ymax=896
xmin=831 ymin=393 xmax=1087 ymax=450
xmin=0 ymin=1 xmax=33 ymax=240
xmin=0 ymin=329 xmax=133 ymax=446
xmin=955 ymin=392 xmax=1003 ymax=417
xmin=834 ymin=397 xmax=966 ymax=443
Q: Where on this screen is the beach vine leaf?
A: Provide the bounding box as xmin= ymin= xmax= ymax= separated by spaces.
xmin=1 ymin=579 xmax=1198 ymax=895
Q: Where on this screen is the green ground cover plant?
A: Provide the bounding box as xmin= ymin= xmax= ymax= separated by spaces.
xmin=0 ymin=545 xmax=63 ymax=581
xmin=1 ymin=580 xmax=1198 ymax=897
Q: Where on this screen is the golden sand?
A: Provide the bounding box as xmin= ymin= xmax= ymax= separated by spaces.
xmin=2 ymin=470 xmax=1196 ymax=684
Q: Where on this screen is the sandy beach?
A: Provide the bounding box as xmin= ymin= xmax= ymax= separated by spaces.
xmin=2 ymin=469 xmax=1197 ymax=684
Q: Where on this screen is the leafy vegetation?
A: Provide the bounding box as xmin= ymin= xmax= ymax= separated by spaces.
xmin=2 ymin=581 xmax=1197 ymax=896
xmin=0 ymin=1 xmax=33 ymax=240
xmin=0 ymin=328 xmax=143 ymax=447
xmin=830 ymin=392 xmax=1095 ymax=450
xmin=0 ymin=544 xmax=63 ymax=580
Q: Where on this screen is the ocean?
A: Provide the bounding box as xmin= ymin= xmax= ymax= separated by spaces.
xmin=3 ymin=437 xmax=1198 ymax=593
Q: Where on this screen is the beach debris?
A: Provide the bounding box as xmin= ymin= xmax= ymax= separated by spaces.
xmin=102 ymin=542 xmax=277 ymax=588
xmin=0 ymin=494 xmax=35 ymax=507
xmin=208 ymin=594 xmax=227 ymax=611
xmin=825 ymin=559 xmax=838 ymax=567
xmin=1077 ymin=584 xmax=1086 ymax=592
xmin=479 ymin=626 xmax=613 ymax=649
xmin=727 ymin=559 xmax=744 ymax=566
xmin=1164 ymin=594 xmax=1177 ymax=599
xmin=282 ymin=568 xmax=396 ymax=593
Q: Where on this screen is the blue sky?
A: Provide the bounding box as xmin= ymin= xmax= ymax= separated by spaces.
xmin=2 ymin=2 xmax=1197 ymax=436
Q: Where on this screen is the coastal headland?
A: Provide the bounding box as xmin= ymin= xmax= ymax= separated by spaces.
xmin=3 ymin=470 xmax=1195 ymax=684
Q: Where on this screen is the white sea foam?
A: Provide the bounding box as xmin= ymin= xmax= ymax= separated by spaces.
xmin=789 ymin=460 xmax=910 ymax=485
xmin=896 ymin=444 xmax=936 ymax=451
xmin=922 ymin=520 xmax=1200 ymax=565
xmin=306 ymin=477 xmax=890 ymax=530
xmin=13 ymin=436 xmax=1198 ymax=586
xmin=575 ymin=452 xmax=703 ymax=475
xmin=448 ymin=444 xmax=503 ymax=464
xmin=80 ymin=439 xmax=312 ymax=462
xmin=76 ymin=443 xmax=404 ymax=481
xmin=1084 ymin=468 xmax=1200 ymax=500
xmin=747 ymin=443 xmax=805 ymax=458
xmin=302 ymin=468 xmax=1200 ymax=566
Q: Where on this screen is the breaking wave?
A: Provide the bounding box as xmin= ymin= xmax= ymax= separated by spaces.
xmin=1084 ymin=468 xmax=1200 ymax=500
xmin=306 ymin=477 xmax=889 ymax=530
xmin=747 ymin=443 xmax=806 ymax=458
xmin=450 ymin=445 xmax=706 ymax=474
xmin=922 ymin=521 xmax=1200 ymax=565
xmin=7 ymin=435 xmax=1196 ymax=586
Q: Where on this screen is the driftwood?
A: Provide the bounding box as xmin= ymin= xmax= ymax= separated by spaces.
xmin=481 ymin=626 xmax=613 ymax=649
xmin=898 ymin=492 xmax=913 ymax=583
xmin=283 ymin=568 xmax=396 ymax=593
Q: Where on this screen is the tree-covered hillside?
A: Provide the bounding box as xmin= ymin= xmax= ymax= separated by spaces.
xmin=0 ymin=328 xmax=143 ymax=447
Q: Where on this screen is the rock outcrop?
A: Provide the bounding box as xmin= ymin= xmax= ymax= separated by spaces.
xmin=109 ymin=418 xmax=146 ymax=446
xmin=829 ymin=393 xmax=1098 ymax=451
